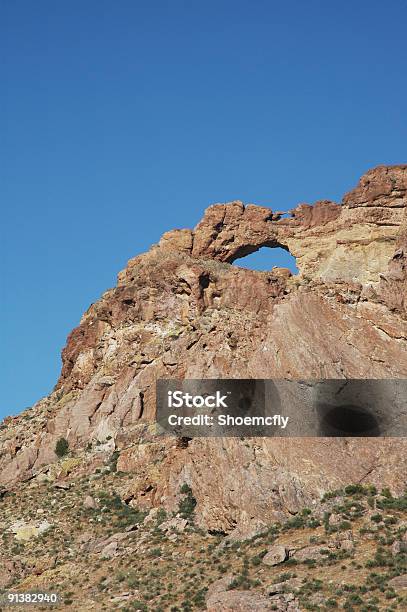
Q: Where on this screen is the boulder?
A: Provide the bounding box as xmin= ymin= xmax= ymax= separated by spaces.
xmin=388 ymin=574 xmax=407 ymax=590
xmin=11 ymin=520 xmax=52 ymax=542
xmin=101 ymin=540 xmax=118 ymax=559
xmin=158 ymin=516 xmax=188 ymax=533
xmin=262 ymin=545 xmax=288 ymax=566
xmin=83 ymin=495 xmax=98 ymax=509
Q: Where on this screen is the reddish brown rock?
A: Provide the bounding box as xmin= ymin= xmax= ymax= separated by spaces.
xmin=342 ymin=165 xmax=407 ymax=208
xmin=0 ymin=165 xmax=406 ymax=535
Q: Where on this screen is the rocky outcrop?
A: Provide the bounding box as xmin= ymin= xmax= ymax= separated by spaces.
xmin=1 ymin=165 xmax=406 ymax=535
xmin=156 ymin=165 xmax=406 ymax=288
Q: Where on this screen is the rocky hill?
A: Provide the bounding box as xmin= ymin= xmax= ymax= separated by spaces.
xmin=0 ymin=474 xmax=406 ymax=610
xmin=1 ymin=165 xmax=406 ymax=609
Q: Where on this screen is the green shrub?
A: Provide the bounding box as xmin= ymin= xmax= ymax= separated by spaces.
xmin=55 ymin=437 xmax=69 ymax=458
xmin=370 ymin=514 xmax=383 ymax=524
xmin=282 ymin=515 xmax=305 ymax=530
xmin=96 ymin=490 xmax=147 ymax=527
xmin=155 ymin=507 xmax=167 ymax=526
xmin=251 ymin=550 xmax=267 ymax=566
xmin=321 ymin=489 xmax=343 ymax=502
xmin=178 ymin=484 xmax=197 ymax=518
xmin=109 ymin=450 xmax=120 ymax=472
xmin=381 ymin=488 xmax=392 ymax=499
xmin=344 ymin=484 xmax=366 ymax=496
xmin=345 ymin=593 xmax=363 ymax=605
xmin=339 ymin=521 xmax=352 ymax=530
xmin=377 ymin=492 xmax=407 ymax=511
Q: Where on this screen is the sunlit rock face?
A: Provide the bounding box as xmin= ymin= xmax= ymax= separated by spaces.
xmin=1 ymin=165 xmax=406 ymax=534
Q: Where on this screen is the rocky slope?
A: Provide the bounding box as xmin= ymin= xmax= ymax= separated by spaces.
xmin=0 ymin=474 xmax=406 ymax=610
xmin=1 ymin=164 xmax=407 ymax=539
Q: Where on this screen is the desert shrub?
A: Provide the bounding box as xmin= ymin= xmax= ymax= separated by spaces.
xmin=299 ymin=578 xmax=323 ymax=594
xmin=55 ymin=437 xmax=69 ymax=457
xmin=344 ymin=484 xmax=366 ymax=496
xmin=251 ymin=549 xmax=267 ymax=566
xmin=178 ymin=484 xmax=197 ymax=518
xmin=96 ymin=490 xmax=146 ymax=527
xmin=339 ymin=520 xmax=352 ymax=530
xmin=321 ymin=489 xmax=343 ymax=502
xmin=282 ymin=515 xmax=305 ymax=530
xmin=370 ymin=514 xmax=383 ymax=523
xmin=377 ymin=492 xmax=407 ymax=511
xmin=192 ymin=588 xmax=207 ymax=607
xmin=325 ymin=598 xmax=338 ymax=608
xmin=109 ymin=450 xmax=120 ymax=472
xmin=345 ymin=593 xmax=363 ymax=606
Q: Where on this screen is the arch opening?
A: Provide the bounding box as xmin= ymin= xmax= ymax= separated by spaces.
xmin=232 ymin=246 xmax=298 ymax=274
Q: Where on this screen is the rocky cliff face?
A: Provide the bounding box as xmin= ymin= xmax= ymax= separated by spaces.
xmin=1 ymin=165 xmax=406 ymax=536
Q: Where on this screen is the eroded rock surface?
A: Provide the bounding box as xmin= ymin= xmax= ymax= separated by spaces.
xmin=1 ymin=165 xmax=406 ymax=535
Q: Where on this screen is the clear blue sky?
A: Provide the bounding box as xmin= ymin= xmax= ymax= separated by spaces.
xmin=1 ymin=1 xmax=406 ymax=418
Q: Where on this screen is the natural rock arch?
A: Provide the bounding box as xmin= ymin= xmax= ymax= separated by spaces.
xmin=231 ymin=244 xmax=298 ymax=273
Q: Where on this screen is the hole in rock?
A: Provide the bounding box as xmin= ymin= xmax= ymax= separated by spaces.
xmin=199 ymin=273 xmax=210 ymax=289
xmin=318 ymin=404 xmax=381 ymax=437
xmin=176 ymin=437 xmax=191 ymax=449
xmin=233 ymin=246 xmax=298 ymax=274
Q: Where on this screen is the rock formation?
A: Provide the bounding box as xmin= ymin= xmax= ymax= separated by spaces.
xmin=1 ymin=165 xmax=406 ymax=537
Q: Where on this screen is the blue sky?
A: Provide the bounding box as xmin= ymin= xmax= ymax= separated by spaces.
xmin=1 ymin=0 xmax=406 ymax=418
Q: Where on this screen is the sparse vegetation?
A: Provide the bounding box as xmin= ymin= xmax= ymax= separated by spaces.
xmin=55 ymin=436 xmax=69 ymax=457
xmin=178 ymin=484 xmax=197 ymax=519
xmin=0 ymin=477 xmax=406 ymax=610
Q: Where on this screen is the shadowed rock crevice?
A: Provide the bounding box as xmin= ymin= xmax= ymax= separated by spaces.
xmin=318 ymin=404 xmax=381 ymax=437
